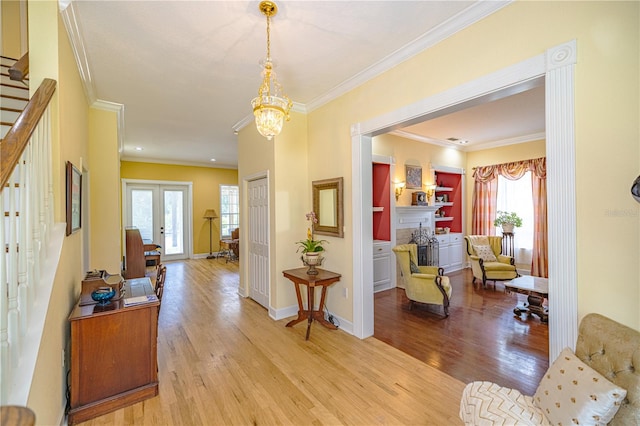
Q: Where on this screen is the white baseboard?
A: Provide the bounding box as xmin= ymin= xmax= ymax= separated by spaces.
xmin=269 ymin=304 xmax=354 ymax=335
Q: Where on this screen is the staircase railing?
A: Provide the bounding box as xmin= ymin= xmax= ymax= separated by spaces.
xmin=8 ymin=52 xmax=29 ymax=82
xmin=1 ymin=76 xmax=57 ymax=404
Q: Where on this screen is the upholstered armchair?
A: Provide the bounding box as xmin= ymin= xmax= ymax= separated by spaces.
xmin=464 ymin=235 xmax=518 ymax=288
xmin=392 ymin=244 xmax=452 ymax=317
xmin=460 ymin=313 xmax=640 ymax=425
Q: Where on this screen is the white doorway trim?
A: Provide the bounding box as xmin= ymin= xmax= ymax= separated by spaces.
xmin=351 ymin=40 xmax=577 ymax=362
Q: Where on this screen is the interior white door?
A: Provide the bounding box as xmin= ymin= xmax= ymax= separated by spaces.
xmin=248 ymin=177 xmax=269 ymax=309
xmin=125 ymin=183 xmax=189 ymax=261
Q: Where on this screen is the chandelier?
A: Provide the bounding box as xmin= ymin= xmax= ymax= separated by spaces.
xmin=251 ymin=1 xmax=292 ymax=140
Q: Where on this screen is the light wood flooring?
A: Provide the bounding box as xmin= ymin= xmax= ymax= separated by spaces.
xmin=77 ymin=259 xmax=465 ymax=425
xmin=374 ymin=268 xmax=549 ymax=396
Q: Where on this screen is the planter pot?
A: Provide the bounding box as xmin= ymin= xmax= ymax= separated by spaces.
xmin=303 ymin=252 xmax=323 ymax=275
xmin=501 ymin=223 xmax=515 ymax=233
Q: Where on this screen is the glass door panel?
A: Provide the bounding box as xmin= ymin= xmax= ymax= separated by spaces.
xmin=162 ymin=189 xmax=185 ymax=256
xmin=131 ymin=189 xmax=155 ymax=241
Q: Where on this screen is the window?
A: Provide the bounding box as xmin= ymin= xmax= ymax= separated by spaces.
xmin=220 ymin=185 xmax=239 ymax=238
xmin=496 ymin=172 xmax=534 ymax=265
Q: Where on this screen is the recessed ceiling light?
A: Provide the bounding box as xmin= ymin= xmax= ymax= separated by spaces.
xmin=210 ymin=158 xmax=216 ymax=162
xmin=135 ymin=147 xmax=143 ymax=151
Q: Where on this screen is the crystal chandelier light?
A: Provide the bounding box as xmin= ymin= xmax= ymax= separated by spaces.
xmin=251 ymin=1 xmax=292 ymax=140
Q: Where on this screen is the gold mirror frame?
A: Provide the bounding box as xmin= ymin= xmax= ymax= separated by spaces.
xmin=312 ymin=177 xmax=344 ymax=238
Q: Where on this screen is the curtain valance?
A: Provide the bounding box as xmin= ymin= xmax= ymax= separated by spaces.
xmin=473 ymin=157 xmax=546 ymax=182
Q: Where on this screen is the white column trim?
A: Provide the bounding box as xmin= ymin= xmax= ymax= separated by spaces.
xmin=545 ymin=40 xmax=578 ymax=360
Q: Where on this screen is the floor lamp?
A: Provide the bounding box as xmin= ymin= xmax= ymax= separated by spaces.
xmin=203 ymin=209 xmax=219 ymax=259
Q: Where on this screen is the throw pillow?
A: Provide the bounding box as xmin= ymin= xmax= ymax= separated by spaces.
xmin=533 ymin=347 xmax=627 ymax=426
xmin=409 ymin=258 xmax=420 ymax=274
xmin=472 ymin=244 xmax=498 ymax=262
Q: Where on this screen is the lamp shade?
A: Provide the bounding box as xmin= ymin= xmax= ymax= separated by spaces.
xmin=203 ymin=209 xmax=218 ymax=219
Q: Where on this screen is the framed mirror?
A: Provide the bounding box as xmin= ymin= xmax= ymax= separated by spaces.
xmin=312 ymin=177 xmax=344 ymax=238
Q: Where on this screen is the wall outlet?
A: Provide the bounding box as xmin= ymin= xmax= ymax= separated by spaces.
xmin=343 ymin=287 xmax=348 ymax=298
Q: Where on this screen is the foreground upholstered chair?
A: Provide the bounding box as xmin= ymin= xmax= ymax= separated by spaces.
xmin=392 ymin=244 xmax=452 ymax=317
xmin=464 ymin=235 xmax=518 ymax=288
xmin=460 ymin=313 xmax=640 ymax=425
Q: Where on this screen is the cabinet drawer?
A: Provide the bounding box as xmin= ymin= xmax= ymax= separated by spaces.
xmin=373 ymin=241 xmax=391 ymax=255
xmin=435 ymin=234 xmax=450 ymax=245
xmin=449 ymin=233 xmax=462 ymax=244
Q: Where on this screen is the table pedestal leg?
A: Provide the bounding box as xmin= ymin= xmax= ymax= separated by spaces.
xmin=306 ymin=285 xmax=314 ymax=340
xmin=514 ymin=294 xmax=548 ymax=324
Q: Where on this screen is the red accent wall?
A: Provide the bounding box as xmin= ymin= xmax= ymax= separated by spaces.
xmin=435 ymin=172 xmax=462 ymax=233
xmin=372 ymin=164 xmax=391 ymax=241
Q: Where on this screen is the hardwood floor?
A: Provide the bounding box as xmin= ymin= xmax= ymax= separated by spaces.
xmin=374 ymin=268 xmax=549 ymax=396
xmin=77 ymin=259 xmax=465 ymax=425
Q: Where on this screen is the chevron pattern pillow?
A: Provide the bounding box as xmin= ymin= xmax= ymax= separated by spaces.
xmin=460 ymin=381 xmax=549 ymax=425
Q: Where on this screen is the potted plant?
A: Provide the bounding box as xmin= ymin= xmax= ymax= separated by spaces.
xmin=494 ymin=211 xmax=523 ymax=233
xmin=296 ymin=212 xmax=328 ymax=274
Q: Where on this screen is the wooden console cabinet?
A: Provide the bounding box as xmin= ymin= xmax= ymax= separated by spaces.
xmin=68 ymin=278 xmax=159 ymax=425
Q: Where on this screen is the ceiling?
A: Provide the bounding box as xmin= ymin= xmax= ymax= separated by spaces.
xmin=67 ymin=0 xmax=543 ymax=169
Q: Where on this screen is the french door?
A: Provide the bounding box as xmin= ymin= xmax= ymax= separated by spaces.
xmin=123 ymin=180 xmax=192 ymax=261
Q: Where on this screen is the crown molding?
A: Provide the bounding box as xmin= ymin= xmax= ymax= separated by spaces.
xmin=305 ymin=0 xmax=512 ymax=112
xmin=59 ymin=0 xmax=96 ymax=104
xmin=463 ymin=132 xmax=546 ymax=152
xmin=390 ymin=129 xmax=546 ymax=152
xmin=120 ymin=156 xmax=238 ymax=170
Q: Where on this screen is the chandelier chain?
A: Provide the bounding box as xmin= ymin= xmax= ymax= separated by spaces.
xmin=265 ymin=13 xmax=271 ymax=61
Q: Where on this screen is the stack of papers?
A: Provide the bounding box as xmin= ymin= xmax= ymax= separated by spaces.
xmin=123 ymin=294 xmax=158 ymax=307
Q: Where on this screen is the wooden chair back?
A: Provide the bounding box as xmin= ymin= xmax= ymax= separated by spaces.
xmin=155 ymin=264 xmax=167 ymax=309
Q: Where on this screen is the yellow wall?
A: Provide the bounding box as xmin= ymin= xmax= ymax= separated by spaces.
xmin=273 ymin=111 xmax=311 ymax=309
xmin=306 ymin=1 xmax=639 ymax=328
xmin=1 ymin=0 xmax=24 ymax=57
xmin=120 ymin=161 xmax=238 ymax=256
xmin=26 ymin=3 xmax=89 ymax=424
xmin=238 ymin=111 xmax=310 ymax=310
xmin=89 ymin=108 xmax=121 ymax=271
xmin=373 ymin=133 xmax=467 ymax=206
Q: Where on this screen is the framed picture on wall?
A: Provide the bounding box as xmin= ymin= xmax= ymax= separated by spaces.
xmin=66 ymin=161 xmax=82 ymax=236
xmin=405 ymin=165 xmax=422 ymax=189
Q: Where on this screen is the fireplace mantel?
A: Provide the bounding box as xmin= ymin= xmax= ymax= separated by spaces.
xmin=396 ymin=206 xmax=438 ymax=230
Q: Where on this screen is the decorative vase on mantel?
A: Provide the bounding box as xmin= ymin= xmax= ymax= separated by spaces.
xmin=302 ymin=252 xmax=323 ymax=275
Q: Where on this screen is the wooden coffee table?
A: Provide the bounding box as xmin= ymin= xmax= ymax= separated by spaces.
xmin=504 ymin=275 xmax=549 ymax=323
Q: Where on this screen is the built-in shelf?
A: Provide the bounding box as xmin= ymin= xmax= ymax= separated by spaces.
xmin=435 ymin=217 xmax=454 ymax=222
xmin=436 ymin=186 xmax=453 ymax=192
xmin=434 ymin=202 xmax=454 ymax=207
xmin=373 ymin=206 xmax=384 ymax=212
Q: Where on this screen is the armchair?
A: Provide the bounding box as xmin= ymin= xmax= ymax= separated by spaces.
xmin=464 ymin=235 xmax=518 ymax=288
xmin=392 ymin=244 xmax=452 ymax=317
xmin=460 ymin=313 xmax=640 ymax=425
